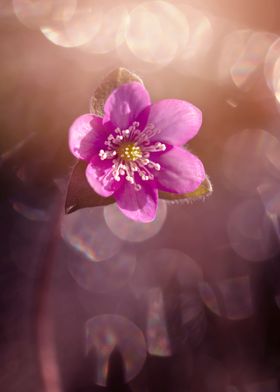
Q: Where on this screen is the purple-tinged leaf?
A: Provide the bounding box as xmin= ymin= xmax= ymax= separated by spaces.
xmin=65 ymin=160 xmax=114 ymax=214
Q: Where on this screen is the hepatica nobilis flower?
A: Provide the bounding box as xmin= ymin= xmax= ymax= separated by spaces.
xmin=69 ymin=81 xmax=206 ymax=222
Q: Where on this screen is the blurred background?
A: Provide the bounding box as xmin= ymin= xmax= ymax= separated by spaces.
xmin=1 ymin=0 xmax=280 ymax=391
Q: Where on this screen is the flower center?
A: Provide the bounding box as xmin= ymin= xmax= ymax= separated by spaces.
xmin=117 ymin=142 xmax=142 ymax=161
xmin=99 ymin=122 xmax=166 ymax=191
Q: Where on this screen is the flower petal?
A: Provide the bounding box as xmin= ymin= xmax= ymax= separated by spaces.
xmin=86 ymin=156 xmax=121 ymax=197
xmin=103 ymin=82 xmax=151 ymax=130
xmin=154 ymin=147 xmax=206 ymax=194
xmin=148 ymin=99 xmax=202 ymax=146
xmin=114 ymin=179 xmax=158 ymax=223
xmin=69 ymin=114 xmax=109 ymax=161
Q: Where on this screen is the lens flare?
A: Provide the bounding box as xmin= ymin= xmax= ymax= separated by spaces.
xmin=104 ymin=200 xmax=167 ymax=242
xmin=61 ymin=207 xmax=123 ymax=262
xmin=85 ymin=315 xmax=147 ymax=386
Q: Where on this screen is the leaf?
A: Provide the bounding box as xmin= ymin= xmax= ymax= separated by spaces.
xmin=90 ymin=67 xmax=144 ymax=116
xmin=159 ymin=176 xmax=213 ymax=204
xmin=65 ymin=160 xmax=114 ymax=214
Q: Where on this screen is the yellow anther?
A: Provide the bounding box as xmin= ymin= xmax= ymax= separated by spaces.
xmin=117 ymin=142 xmax=142 ymax=161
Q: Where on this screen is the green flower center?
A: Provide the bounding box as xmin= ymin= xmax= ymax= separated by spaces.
xmin=117 ymin=142 xmax=142 ymax=161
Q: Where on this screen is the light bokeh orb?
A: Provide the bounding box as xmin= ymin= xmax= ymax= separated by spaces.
xmin=227 ymin=198 xmax=279 ymax=262
xmin=125 ymin=1 xmax=188 ymax=65
xmin=264 ymin=37 xmax=280 ymax=93
xmin=230 ymin=31 xmax=277 ymax=91
xmin=68 ymin=249 xmax=136 ymax=294
xmin=85 ymin=314 xmax=147 ymax=386
xmin=179 ymin=4 xmax=213 ymax=61
xmin=13 ymin=0 xmax=77 ymax=30
xmin=104 ymin=200 xmax=167 ymax=243
xmin=81 ymin=5 xmax=129 ymax=54
xmin=199 ymin=276 xmax=254 ymax=320
xmin=40 ymin=2 xmax=102 ymax=48
xmin=257 ymin=181 xmax=280 ymax=216
xmin=132 ymin=248 xmax=205 ymax=350
xmin=257 ymin=181 xmax=280 ymax=241
xmin=222 ymin=129 xmax=280 ymax=194
xmin=61 ymin=207 xmax=123 ymax=262
xmin=132 ymin=248 xmax=202 ymax=290
xmin=271 ymin=56 xmax=280 ymax=104
xmin=218 ymin=29 xmax=252 ymax=83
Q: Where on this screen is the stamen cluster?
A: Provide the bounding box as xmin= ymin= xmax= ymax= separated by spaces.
xmin=99 ymin=122 xmax=166 ymax=190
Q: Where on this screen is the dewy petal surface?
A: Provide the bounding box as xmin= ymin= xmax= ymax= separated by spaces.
xmin=154 ymin=147 xmax=206 ymax=194
xmin=148 ymin=99 xmax=202 ymax=146
xmin=103 ymin=82 xmax=151 ymax=130
xmin=114 ymin=179 xmax=158 ymax=223
xmin=69 ymin=114 xmax=109 ymax=161
xmin=86 ymin=156 xmax=121 ymax=197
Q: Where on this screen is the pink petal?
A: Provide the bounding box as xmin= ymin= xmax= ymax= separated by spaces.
xmin=103 ymin=82 xmax=151 ymax=130
xmin=148 ymin=99 xmax=202 ymax=146
xmin=154 ymin=147 xmax=206 ymax=193
xmin=86 ymin=156 xmax=121 ymax=197
xmin=114 ymin=179 xmax=158 ymax=223
xmin=69 ymin=114 xmax=109 ymax=161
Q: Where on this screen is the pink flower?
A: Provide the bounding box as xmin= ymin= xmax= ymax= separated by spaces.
xmin=69 ymin=82 xmax=206 ymax=222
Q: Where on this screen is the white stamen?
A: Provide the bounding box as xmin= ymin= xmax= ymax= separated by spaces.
xmin=98 ymin=122 xmax=166 ymax=191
